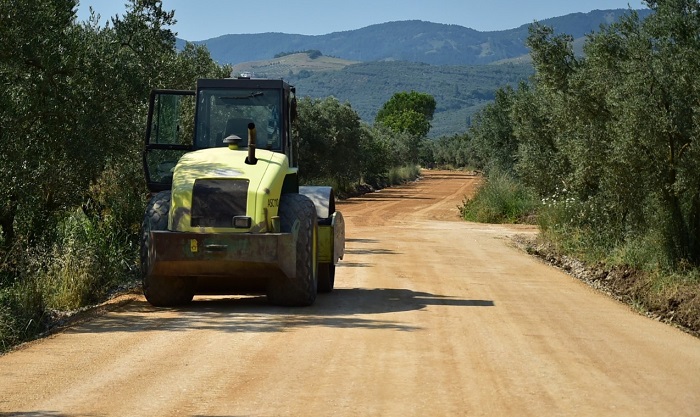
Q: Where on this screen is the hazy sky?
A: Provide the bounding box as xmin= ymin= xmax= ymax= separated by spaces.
xmin=76 ymin=1 xmax=649 ymax=41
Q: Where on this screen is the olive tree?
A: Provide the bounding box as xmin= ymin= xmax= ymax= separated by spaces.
xmin=295 ymin=97 xmax=368 ymax=190
xmin=375 ymin=91 xmax=436 ymax=163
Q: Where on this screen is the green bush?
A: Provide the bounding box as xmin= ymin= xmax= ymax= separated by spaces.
xmin=387 ymin=165 xmax=421 ymax=186
xmin=460 ymin=172 xmax=538 ymax=224
xmin=0 ymin=279 xmax=45 ymax=353
xmin=39 ymin=209 xmax=137 ymax=311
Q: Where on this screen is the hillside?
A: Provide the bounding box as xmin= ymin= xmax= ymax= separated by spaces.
xmin=183 ymin=9 xmax=652 ymax=66
xmin=230 ymin=52 xmax=359 ymax=79
xmin=291 ymin=60 xmax=534 ymax=138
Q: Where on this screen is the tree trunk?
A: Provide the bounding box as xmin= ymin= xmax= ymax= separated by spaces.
xmin=0 ymin=196 xmax=17 ymax=247
xmin=689 ymin=191 xmax=700 ymax=265
xmin=661 ymin=187 xmax=689 ymax=265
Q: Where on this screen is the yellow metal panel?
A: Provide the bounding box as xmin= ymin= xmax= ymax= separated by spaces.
xmin=169 ymin=147 xmax=292 ymax=233
xmin=318 ymin=225 xmax=334 ymax=263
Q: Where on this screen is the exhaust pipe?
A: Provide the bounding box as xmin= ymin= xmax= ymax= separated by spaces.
xmin=246 ymin=122 xmax=257 ymax=165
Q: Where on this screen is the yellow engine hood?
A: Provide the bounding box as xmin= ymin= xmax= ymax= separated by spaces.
xmin=169 ymin=148 xmax=293 ymax=232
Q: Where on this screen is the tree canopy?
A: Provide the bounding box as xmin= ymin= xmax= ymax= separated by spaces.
xmin=375 ymin=91 xmax=436 ymax=138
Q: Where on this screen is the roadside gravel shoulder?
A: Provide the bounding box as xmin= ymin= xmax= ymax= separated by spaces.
xmin=511 ymin=233 xmax=700 ymax=339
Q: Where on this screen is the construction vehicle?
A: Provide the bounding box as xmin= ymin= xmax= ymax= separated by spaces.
xmin=140 ymin=78 xmax=345 ymax=306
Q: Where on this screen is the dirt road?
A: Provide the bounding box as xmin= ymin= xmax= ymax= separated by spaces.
xmin=1 ymin=170 xmax=699 ymax=416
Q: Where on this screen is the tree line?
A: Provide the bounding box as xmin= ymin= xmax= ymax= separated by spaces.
xmin=428 ymin=0 xmax=700 ymax=269
xmin=274 ymin=50 xmax=323 ymax=59
xmin=295 ymin=90 xmax=436 ymax=192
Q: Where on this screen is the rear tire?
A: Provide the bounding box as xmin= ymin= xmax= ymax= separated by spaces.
xmin=141 ymin=191 xmax=195 ymax=307
xmin=267 ymin=194 xmax=318 ymax=306
xmin=317 ymin=263 xmax=336 ymax=293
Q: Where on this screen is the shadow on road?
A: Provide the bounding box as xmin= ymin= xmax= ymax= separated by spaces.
xmin=0 ymin=412 xmax=73 ymax=417
xmin=70 ymin=288 xmax=493 ymax=335
xmin=342 ymin=237 xmax=398 ymax=258
xmin=343 ymin=248 xmax=399 ymax=255
xmin=0 ymin=413 xmax=249 ymax=417
xmin=425 ymin=173 xmax=478 ymax=180
xmin=335 ymin=261 xmax=373 ymax=268
xmin=345 ymin=238 xmax=379 ymax=243
xmin=343 ymin=196 xmax=433 ymax=203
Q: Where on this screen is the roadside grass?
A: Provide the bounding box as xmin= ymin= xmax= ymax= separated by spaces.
xmin=387 ymin=165 xmax=421 ymax=186
xmin=361 ymin=164 xmax=423 ymax=192
xmin=0 ymin=209 xmax=138 ymax=353
xmin=0 ymin=279 xmax=46 ymax=353
xmin=307 ymin=164 xmax=422 ymax=199
xmin=31 ymin=209 xmax=137 ymax=312
xmin=459 ymin=170 xmax=538 ymax=224
xmin=645 ymin=268 xmax=700 ymax=332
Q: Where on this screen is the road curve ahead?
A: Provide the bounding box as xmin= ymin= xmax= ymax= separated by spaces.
xmin=1 ymin=170 xmax=699 ymax=417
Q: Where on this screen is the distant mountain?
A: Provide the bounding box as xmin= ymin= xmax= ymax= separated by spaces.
xmin=179 ymin=9 xmax=652 ymax=66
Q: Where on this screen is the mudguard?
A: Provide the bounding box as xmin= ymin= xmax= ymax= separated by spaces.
xmin=299 ymin=185 xmax=345 ymax=264
xmin=299 ymin=186 xmax=335 ymax=220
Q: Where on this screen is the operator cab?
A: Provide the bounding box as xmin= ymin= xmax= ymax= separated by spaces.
xmin=143 ymin=78 xmax=296 ymax=192
xmin=194 ymin=79 xmax=290 ymax=152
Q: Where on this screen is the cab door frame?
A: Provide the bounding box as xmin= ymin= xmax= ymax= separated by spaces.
xmin=143 ymin=89 xmax=195 ymax=192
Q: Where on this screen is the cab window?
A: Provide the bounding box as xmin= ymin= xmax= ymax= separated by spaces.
xmin=195 ymin=88 xmax=282 ymax=151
